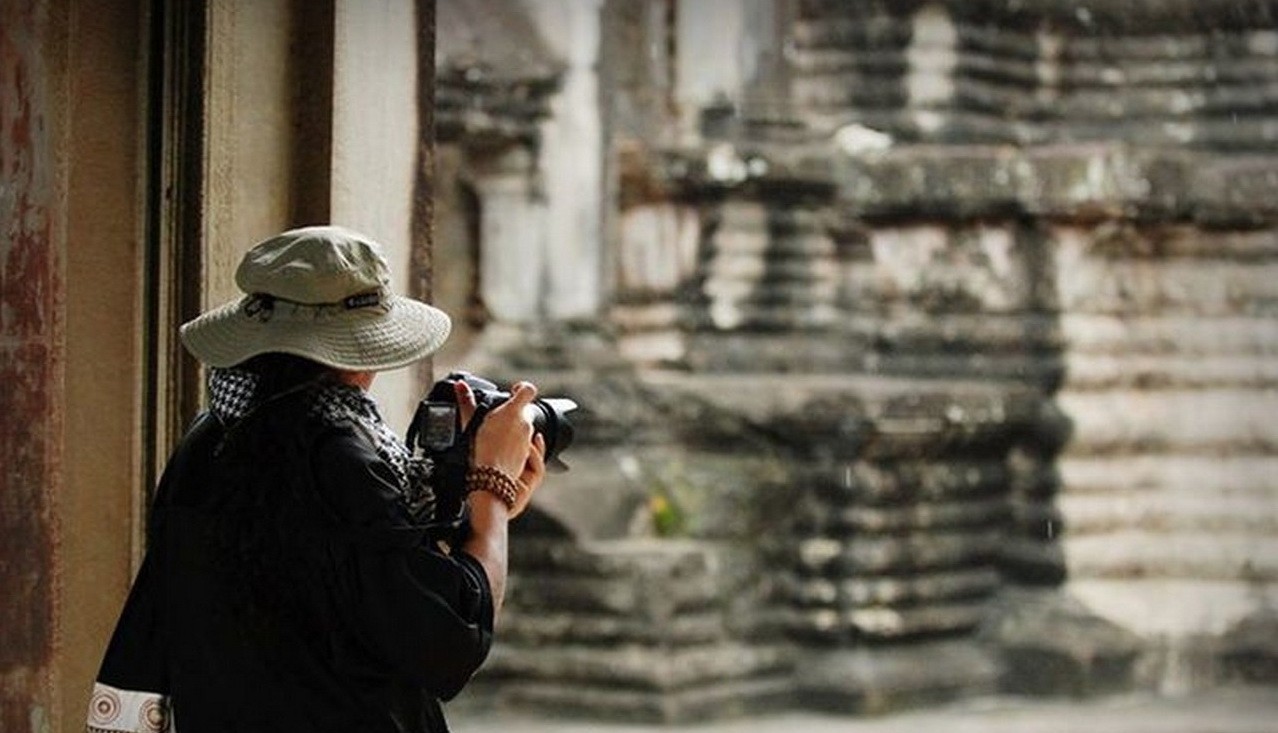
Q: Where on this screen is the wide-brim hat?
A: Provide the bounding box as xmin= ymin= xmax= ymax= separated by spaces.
xmin=180 ymin=225 xmax=451 ymax=371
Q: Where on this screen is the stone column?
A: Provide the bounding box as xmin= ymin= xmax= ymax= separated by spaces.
xmin=471 ymin=146 xmax=548 ymax=325
xmin=522 ymin=0 xmax=604 ymax=322
xmin=329 ymin=0 xmax=423 ymax=432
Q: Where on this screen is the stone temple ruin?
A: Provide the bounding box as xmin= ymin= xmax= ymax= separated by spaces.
xmin=434 ymin=0 xmax=1278 ymax=721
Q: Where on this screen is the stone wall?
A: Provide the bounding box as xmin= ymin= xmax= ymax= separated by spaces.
xmin=451 ymin=0 xmax=1278 ymax=721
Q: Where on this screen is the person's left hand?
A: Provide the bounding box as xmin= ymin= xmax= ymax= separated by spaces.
xmin=509 ymin=433 xmax=546 ymax=518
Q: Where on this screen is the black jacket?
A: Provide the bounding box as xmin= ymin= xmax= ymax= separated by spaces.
xmin=93 ymin=410 xmax=493 ymax=732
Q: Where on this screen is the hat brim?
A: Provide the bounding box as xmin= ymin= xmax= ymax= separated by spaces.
xmin=179 ymin=295 xmax=452 ymax=371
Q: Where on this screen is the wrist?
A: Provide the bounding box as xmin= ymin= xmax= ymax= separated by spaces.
xmin=465 ymin=465 xmax=521 ymax=511
xmin=466 ymin=491 xmax=512 ymax=534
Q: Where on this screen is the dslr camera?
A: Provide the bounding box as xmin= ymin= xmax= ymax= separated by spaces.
xmin=407 ymin=372 xmax=578 ymax=511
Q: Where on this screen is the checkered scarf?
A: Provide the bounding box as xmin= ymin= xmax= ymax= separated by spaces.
xmin=207 ymin=367 xmax=437 ymax=521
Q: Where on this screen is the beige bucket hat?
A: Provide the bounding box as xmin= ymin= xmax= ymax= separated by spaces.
xmin=179 ymin=225 xmax=451 ymax=371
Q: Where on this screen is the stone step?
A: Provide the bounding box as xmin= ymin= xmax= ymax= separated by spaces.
xmin=797 ymin=640 xmax=999 ymax=713
xmin=1057 ymin=389 xmax=1278 ymax=455
xmin=483 ymin=642 xmax=793 ymax=692
xmin=703 ymin=254 xmax=839 ymax=285
xmin=794 ymin=529 xmax=1000 ymax=575
xmin=713 ymin=202 xmax=830 ymax=234
xmin=1060 ymin=314 xmax=1278 ymax=356
xmin=499 ymin=610 xmax=728 ymax=646
xmin=702 ymin=275 xmax=838 ymax=303
xmin=957 ymin=77 xmax=1278 ymax=120
xmin=1064 ymin=530 xmax=1278 ymax=581
xmin=982 ymin=588 xmax=1143 ymax=696
xmin=958 ymin=52 xmax=1278 ymax=89
xmin=820 ymin=496 xmax=1010 ymax=533
xmin=479 ymin=674 xmax=795 ymax=724
xmin=1060 ymin=492 xmax=1278 ymax=535
xmin=1063 ymin=353 xmax=1278 ymax=389
xmin=1059 ymin=455 xmax=1278 ymax=495
xmin=681 ymin=331 xmax=1055 ymax=378
xmin=787 ymin=599 xmax=991 ymax=640
xmin=1053 ymin=258 xmax=1278 ymax=316
xmin=848 ymin=313 xmax=1065 ymax=353
xmin=511 ymin=538 xmax=720 ymax=578
xmin=1070 ymin=577 xmax=1278 ymax=638
xmin=809 ymin=460 xmax=1009 ymax=505
xmin=506 ymin=572 xmax=718 ymax=616
xmin=786 ymin=567 xmax=1000 ymax=608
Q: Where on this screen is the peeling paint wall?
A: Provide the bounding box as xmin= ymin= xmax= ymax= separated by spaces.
xmin=0 ymin=0 xmax=63 ymax=730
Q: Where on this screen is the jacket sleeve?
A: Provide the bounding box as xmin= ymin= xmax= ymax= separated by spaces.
xmin=310 ymin=426 xmax=494 ymax=700
xmin=95 ymin=548 xmax=167 ymax=692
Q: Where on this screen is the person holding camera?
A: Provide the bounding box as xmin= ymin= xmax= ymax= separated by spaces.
xmin=88 ymin=225 xmax=542 ymax=732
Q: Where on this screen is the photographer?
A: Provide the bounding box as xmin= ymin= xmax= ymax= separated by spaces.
xmin=88 ymin=226 xmax=542 ymax=732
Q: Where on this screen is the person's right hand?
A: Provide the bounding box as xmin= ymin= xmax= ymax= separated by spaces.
xmin=455 ymin=380 xmax=538 ymax=483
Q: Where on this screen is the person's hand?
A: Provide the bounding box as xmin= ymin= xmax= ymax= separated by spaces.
xmin=455 ymin=379 xmax=539 ymax=488
xmin=508 ymin=433 xmax=546 ymax=519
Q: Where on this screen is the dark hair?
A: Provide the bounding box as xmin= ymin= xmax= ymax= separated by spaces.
xmin=209 ymin=352 xmax=339 ymax=640
xmin=236 ymin=352 xmax=337 ymax=399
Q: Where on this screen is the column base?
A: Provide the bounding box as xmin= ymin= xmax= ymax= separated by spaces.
xmin=796 ymin=640 xmax=999 ymax=714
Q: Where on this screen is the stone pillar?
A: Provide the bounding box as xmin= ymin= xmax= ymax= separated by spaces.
xmin=612 ymin=200 xmax=700 ymax=365
xmin=329 ymin=0 xmax=423 ymax=432
xmin=472 ymin=147 xmax=548 ymax=324
xmin=523 ymin=0 xmax=605 ymax=322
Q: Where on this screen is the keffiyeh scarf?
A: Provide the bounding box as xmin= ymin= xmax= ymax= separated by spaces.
xmin=208 ymin=367 xmax=438 ymax=521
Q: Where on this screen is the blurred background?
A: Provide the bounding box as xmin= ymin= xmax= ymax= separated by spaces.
xmin=3 ymin=1 xmax=1277 ymax=730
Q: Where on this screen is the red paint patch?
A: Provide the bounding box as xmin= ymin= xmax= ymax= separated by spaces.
xmin=0 ymin=340 xmax=55 ymax=672
xmin=0 ymin=0 xmax=60 ymax=713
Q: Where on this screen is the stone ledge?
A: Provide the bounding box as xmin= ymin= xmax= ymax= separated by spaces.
xmin=474 ymin=674 xmax=796 ymax=724
xmin=829 ymin=146 xmax=1278 ymax=225
xmin=797 ymin=640 xmax=999 ymax=713
xmin=980 ymin=589 xmax=1142 ymax=697
xmin=483 ymin=642 xmax=794 ymax=692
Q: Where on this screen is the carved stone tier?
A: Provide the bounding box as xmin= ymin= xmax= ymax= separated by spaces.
xmin=435 ymin=0 xmax=562 ymax=148
xmin=1046 ymin=218 xmax=1278 ymax=692
xmin=457 ymin=0 xmax=1278 ymax=719
xmin=468 ymin=539 xmax=794 ymax=723
xmin=790 ymin=0 xmax=1278 ymax=150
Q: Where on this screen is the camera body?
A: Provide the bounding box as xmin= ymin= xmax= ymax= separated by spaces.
xmin=407 ymin=372 xmax=578 ymax=514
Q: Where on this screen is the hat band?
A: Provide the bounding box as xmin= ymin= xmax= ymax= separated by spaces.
xmin=243 ymin=289 xmax=391 ymax=322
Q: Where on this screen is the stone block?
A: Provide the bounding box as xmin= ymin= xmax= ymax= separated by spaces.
xmin=1063 ymin=532 xmax=1278 ymax=582
xmin=1221 ymin=609 xmax=1278 ymax=683
xmin=1057 ymin=389 xmax=1278 ymax=455
xmin=499 ymin=610 xmax=727 ymax=647
xmin=1194 ymin=157 xmax=1278 ymax=225
xmin=483 ymin=642 xmax=792 ymax=692
xmin=797 ymin=640 xmax=999 ymax=713
xmin=981 ymin=589 xmax=1142 ymax=697
xmin=482 ymin=674 xmax=795 ymax=724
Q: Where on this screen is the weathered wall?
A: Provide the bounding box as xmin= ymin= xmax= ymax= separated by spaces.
xmin=203 ymin=0 xmax=298 ymax=307
xmin=2 ymin=3 xmax=438 ymax=730
xmin=60 ymin=0 xmax=147 ymax=728
xmin=2 ymin=3 xmax=151 ymax=732
xmin=199 ymin=0 xmax=427 ymax=432
xmin=0 ymin=2 xmax=64 ymax=729
xmin=330 ymin=0 xmax=423 ymax=433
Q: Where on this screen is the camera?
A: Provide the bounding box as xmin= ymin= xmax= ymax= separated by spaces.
xmin=407 ymin=372 xmax=578 ymax=510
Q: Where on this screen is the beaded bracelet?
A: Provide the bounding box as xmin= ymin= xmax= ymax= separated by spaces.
xmin=464 ymin=465 xmax=522 ymax=510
